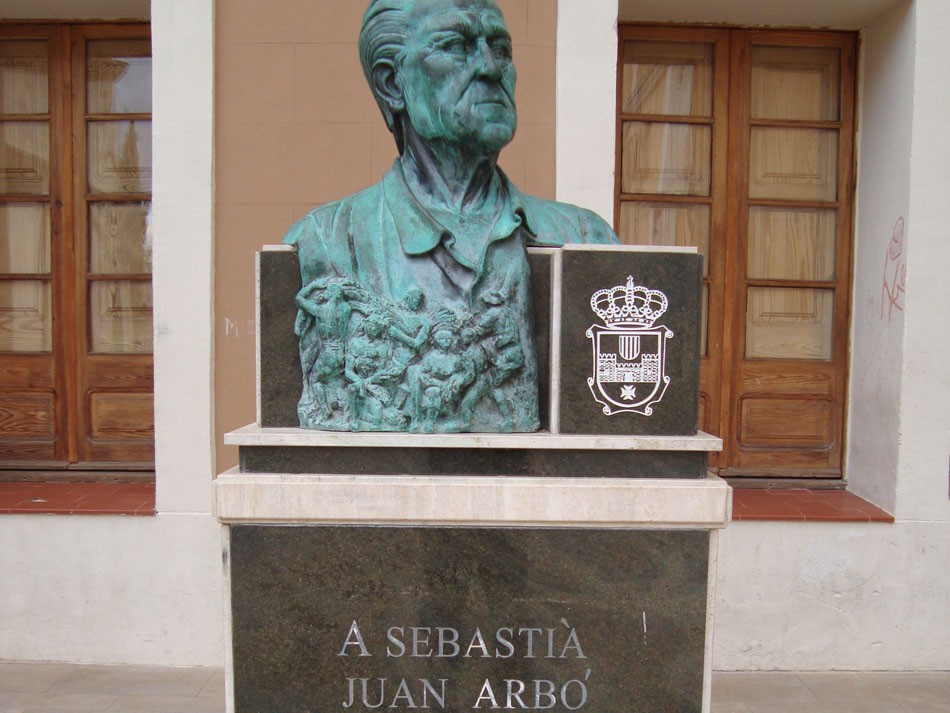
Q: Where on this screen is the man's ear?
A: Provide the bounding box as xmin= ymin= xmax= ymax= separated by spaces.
xmin=372 ymin=60 xmax=404 ymax=114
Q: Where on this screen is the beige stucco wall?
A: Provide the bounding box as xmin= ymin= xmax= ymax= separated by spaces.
xmin=214 ymin=0 xmax=558 ymax=468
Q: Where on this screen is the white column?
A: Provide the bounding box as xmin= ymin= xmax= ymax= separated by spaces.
xmin=897 ymin=0 xmax=950 ymax=521
xmin=151 ymin=0 xmax=216 ymax=513
xmin=555 ymin=0 xmax=618 ymax=222
xmin=846 ymin=1 xmax=915 ymax=512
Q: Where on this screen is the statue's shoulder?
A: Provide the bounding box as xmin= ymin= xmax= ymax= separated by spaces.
xmin=282 ymin=181 xmax=386 ymax=248
xmin=516 ymin=190 xmax=619 ymax=246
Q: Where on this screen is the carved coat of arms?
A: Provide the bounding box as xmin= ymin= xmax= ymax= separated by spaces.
xmin=586 ymin=276 xmax=673 ymax=416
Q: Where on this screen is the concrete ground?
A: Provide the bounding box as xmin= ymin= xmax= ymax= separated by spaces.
xmin=0 ymin=663 xmax=949 ymax=712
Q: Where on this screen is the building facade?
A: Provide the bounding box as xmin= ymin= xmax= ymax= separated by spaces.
xmin=0 ymin=0 xmax=947 ymax=671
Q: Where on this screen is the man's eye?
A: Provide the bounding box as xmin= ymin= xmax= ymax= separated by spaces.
xmin=493 ymin=47 xmax=511 ymax=61
xmin=438 ymin=38 xmax=469 ymax=56
xmin=489 ymin=41 xmax=512 ymax=61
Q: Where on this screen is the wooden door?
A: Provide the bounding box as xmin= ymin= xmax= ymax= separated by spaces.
xmin=722 ymin=31 xmax=855 ymax=477
xmin=616 ymin=26 xmax=856 ymax=480
xmin=0 ymin=25 xmax=153 ymax=476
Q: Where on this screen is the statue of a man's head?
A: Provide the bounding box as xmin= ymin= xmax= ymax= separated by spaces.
xmin=359 ymin=0 xmax=517 ymax=156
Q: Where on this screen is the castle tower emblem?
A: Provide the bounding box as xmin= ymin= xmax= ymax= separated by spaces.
xmin=586 ymin=276 xmax=673 ymax=416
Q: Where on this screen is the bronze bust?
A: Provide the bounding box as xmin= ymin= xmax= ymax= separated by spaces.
xmin=285 ymin=0 xmax=619 ymax=433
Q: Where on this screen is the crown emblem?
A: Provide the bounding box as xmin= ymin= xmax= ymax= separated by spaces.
xmin=591 ymin=276 xmax=668 ymax=329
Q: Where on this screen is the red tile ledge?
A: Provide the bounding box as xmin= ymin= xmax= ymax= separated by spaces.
xmin=732 ymin=487 xmax=894 ymax=523
xmin=0 ymin=482 xmax=156 ymax=516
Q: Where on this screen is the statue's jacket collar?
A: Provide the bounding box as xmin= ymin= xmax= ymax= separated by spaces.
xmin=284 ymin=160 xmax=617 ymax=300
xmin=381 ymin=159 xmax=531 ymax=260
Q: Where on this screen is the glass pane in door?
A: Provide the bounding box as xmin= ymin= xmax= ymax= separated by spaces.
xmin=0 ymin=40 xmax=48 ymax=115
xmin=87 ymin=40 xmax=152 ymax=114
xmin=751 ymin=45 xmax=840 ymax=122
xmin=0 ymin=280 xmax=51 ymax=352
xmin=0 ymin=203 xmax=50 ymax=273
xmin=622 ymin=121 xmax=711 ymax=196
xmin=748 ymin=207 xmax=836 ymax=281
xmin=0 ymin=121 xmax=50 ymax=194
xmin=622 ymin=40 xmax=713 ymax=117
xmin=746 ymin=287 xmax=833 ymax=360
xmin=89 ymin=202 xmax=151 ymax=274
xmin=749 ymin=127 xmax=838 ymax=202
xmin=87 ymin=120 xmax=152 ymax=194
xmin=619 ymin=201 xmax=710 ymax=274
xmin=89 ymin=280 xmax=152 ymax=353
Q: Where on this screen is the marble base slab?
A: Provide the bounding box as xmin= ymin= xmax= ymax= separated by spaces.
xmin=227 ymin=526 xmax=715 ymax=713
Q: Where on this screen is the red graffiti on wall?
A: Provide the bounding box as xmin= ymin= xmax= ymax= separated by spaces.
xmin=881 ymin=217 xmax=906 ymax=322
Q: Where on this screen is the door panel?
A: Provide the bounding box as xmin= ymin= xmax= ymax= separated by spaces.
xmin=0 ymin=337 xmax=57 ymax=462
xmin=86 ymin=386 xmax=153 ymax=462
xmin=744 ymin=287 xmax=834 ymax=361
xmin=738 ymin=397 xmax=833 ymax=447
xmin=740 ymin=362 xmax=835 ymax=395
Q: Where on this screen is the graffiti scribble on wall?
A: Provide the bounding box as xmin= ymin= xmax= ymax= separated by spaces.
xmin=881 ymin=217 xmax=907 ymax=322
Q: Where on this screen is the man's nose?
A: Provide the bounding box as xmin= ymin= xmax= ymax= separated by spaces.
xmin=473 ymin=39 xmax=504 ymax=80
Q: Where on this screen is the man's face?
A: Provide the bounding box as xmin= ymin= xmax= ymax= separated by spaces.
xmin=398 ymin=0 xmax=517 ymax=155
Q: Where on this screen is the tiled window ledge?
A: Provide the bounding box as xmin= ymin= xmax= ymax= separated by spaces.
xmin=0 ymin=482 xmax=156 ymax=516
xmin=0 ymin=482 xmax=892 ymax=522
xmin=732 ymin=487 xmax=894 ymax=523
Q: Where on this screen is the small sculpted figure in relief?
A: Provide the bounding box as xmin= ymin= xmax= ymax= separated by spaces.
xmin=285 ymin=0 xmax=619 ymax=432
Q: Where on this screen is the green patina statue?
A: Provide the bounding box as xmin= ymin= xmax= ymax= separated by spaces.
xmin=284 ymin=0 xmax=619 ymax=433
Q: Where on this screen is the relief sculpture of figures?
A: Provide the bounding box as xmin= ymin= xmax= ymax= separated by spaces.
xmin=285 ymin=0 xmax=619 ymax=432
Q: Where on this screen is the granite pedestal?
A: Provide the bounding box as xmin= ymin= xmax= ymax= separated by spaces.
xmin=215 ymin=244 xmax=730 ymax=713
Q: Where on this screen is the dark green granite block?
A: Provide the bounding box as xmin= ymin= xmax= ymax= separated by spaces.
xmin=230 ymin=526 xmax=709 ymax=713
xmin=528 ymin=248 xmax=554 ymax=432
xmin=259 ymin=250 xmax=302 ymax=428
xmin=259 ymin=249 xmax=557 ymax=432
xmin=556 ymin=249 xmax=702 ymax=436
xmin=238 ymin=445 xmax=708 ymax=478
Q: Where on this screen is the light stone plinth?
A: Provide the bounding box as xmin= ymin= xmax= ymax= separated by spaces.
xmin=214 ymin=469 xmax=731 ymax=528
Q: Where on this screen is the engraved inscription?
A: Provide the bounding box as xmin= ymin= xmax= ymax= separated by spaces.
xmin=337 ymin=620 xmax=592 ymax=710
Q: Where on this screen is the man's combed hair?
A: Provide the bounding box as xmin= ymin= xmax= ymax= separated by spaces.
xmin=359 ymin=0 xmax=414 ymax=153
